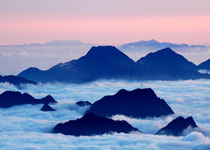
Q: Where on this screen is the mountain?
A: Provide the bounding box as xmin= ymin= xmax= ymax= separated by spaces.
xmin=18 ymin=46 xmax=137 ymax=83
xmin=0 ymin=91 xmax=57 ymax=108
xmin=136 ymin=47 xmax=203 ymax=80
xmin=53 ymin=113 xmax=139 ymax=136
xmin=40 ymin=104 xmax=56 ymax=111
xmin=18 ymin=46 xmax=210 ymax=83
xmin=119 ymin=39 xmax=208 ymax=52
xmin=0 ymin=75 xmax=36 ymax=87
xmin=198 ymin=59 xmax=210 ymax=70
xmin=87 ymin=88 xmax=174 ymax=118
xmin=76 ymin=101 xmax=92 ymax=107
xmin=156 ymin=116 xmax=198 ymax=136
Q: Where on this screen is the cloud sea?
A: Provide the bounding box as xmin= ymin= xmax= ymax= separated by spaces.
xmin=0 ymin=80 xmax=210 ymax=150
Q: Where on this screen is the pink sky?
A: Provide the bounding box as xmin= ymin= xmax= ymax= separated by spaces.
xmin=0 ymin=0 xmax=210 ymax=45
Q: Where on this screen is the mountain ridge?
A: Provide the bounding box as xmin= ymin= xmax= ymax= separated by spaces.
xmin=119 ymin=39 xmax=208 ymax=52
xmin=18 ymin=46 xmax=210 ymax=83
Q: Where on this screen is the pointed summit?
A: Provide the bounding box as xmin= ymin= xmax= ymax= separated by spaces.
xmin=136 ymin=47 xmax=197 ymax=79
xmin=40 ymin=104 xmax=55 ymax=111
xmin=156 ymin=116 xmax=198 ymax=136
xmin=158 ymin=47 xmax=175 ymax=53
xmin=19 ymin=46 xmax=136 ymax=83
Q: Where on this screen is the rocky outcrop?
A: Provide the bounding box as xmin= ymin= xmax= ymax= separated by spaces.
xmin=0 ymin=91 xmax=57 ymax=108
xmin=87 ymin=88 xmax=174 ymax=118
xmin=53 ymin=113 xmax=140 ymax=136
xmin=156 ymin=116 xmax=198 ymax=136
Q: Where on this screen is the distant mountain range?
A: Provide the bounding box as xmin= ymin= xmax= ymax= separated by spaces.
xmin=0 ymin=40 xmax=92 ymax=47
xmin=119 ymin=39 xmax=209 ymax=52
xmin=18 ymin=46 xmax=210 ymax=83
xmin=1 ymin=39 xmax=210 ymax=75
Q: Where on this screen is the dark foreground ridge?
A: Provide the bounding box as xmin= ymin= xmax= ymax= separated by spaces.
xmin=87 ymin=88 xmax=174 ymax=118
xmin=18 ymin=46 xmax=210 ymax=83
xmin=0 ymin=75 xmax=37 ymax=87
xmin=53 ymin=113 xmax=140 ymax=136
xmin=40 ymin=104 xmax=56 ymax=111
xmin=0 ymin=91 xmax=57 ymax=108
xmin=156 ymin=116 xmax=198 ymax=136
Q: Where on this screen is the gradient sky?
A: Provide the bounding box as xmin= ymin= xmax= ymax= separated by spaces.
xmin=0 ymin=0 xmax=210 ymax=45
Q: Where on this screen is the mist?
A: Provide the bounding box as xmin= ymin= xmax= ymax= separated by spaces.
xmin=0 ymin=80 xmax=210 ymax=150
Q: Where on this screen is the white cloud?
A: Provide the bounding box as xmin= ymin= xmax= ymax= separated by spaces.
xmin=0 ymin=80 xmax=210 ymax=149
xmin=0 ymin=43 xmax=92 ymax=75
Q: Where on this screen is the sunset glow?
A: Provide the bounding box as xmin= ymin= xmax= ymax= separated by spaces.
xmin=0 ymin=0 xmax=210 ymax=45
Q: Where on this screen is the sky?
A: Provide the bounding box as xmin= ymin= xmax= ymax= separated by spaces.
xmin=0 ymin=0 xmax=210 ymax=45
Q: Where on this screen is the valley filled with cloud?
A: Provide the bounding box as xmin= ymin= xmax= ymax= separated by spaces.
xmin=0 ymin=80 xmax=210 ymax=150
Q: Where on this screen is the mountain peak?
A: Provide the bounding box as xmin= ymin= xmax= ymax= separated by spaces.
xmin=137 ymin=47 xmax=178 ymax=63
xmin=160 ymin=47 xmax=174 ymax=51
xmin=116 ymin=88 xmax=157 ymax=98
xmin=153 ymin=47 xmax=177 ymax=55
xmin=185 ymin=116 xmax=198 ymax=128
xmin=40 ymin=104 xmax=55 ymax=111
xmin=156 ymin=116 xmax=198 ymax=136
xmin=53 ymin=112 xmax=139 ymax=136
xmin=86 ymin=46 xmax=125 ymax=57
xmin=87 ymin=88 xmax=174 ymax=118
xmin=81 ymin=112 xmax=100 ymax=120
xmin=136 ymin=47 xmax=196 ymax=77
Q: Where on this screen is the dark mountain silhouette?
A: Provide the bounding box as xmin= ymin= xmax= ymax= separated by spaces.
xmin=156 ymin=116 xmax=198 ymax=136
xmin=17 ymin=67 xmax=45 ymax=83
xmin=0 ymin=91 xmax=57 ymax=108
xmin=40 ymin=104 xmax=55 ymax=111
xmin=18 ymin=46 xmax=137 ymax=83
xmin=136 ymin=47 xmax=201 ymax=80
xmin=76 ymin=101 xmax=92 ymax=107
xmin=53 ymin=113 xmax=139 ymax=136
xmin=0 ymin=75 xmax=36 ymax=87
xmin=87 ymin=88 xmax=174 ymax=118
xmin=18 ymin=46 xmax=210 ymax=83
xmin=198 ymin=59 xmax=210 ymax=70
xmin=38 ymin=95 xmax=57 ymax=104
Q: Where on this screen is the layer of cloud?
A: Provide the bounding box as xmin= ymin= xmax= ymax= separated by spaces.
xmin=0 ymin=80 xmax=210 ymax=149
